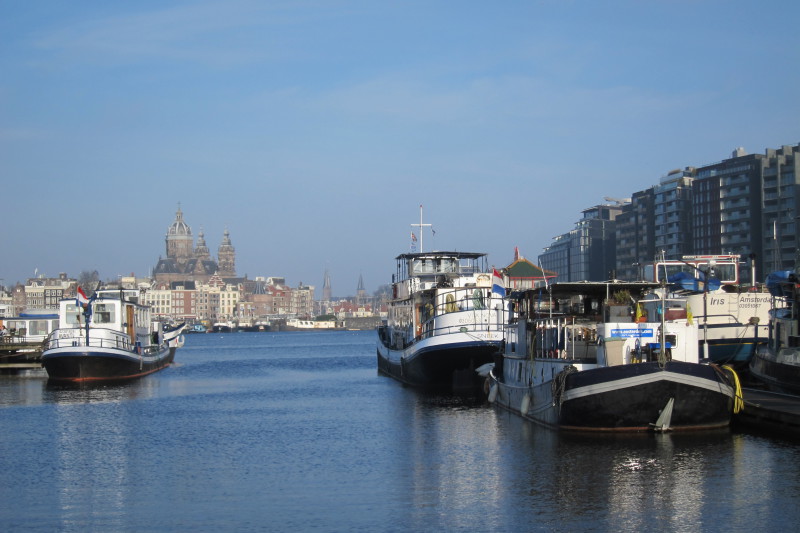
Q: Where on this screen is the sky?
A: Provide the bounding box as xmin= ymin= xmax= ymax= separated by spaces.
xmin=2 ymin=0 xmax=799 ymax=296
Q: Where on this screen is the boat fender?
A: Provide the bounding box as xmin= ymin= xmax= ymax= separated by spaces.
xmin=483 ymin=377 xmax=491 ymax=396
xmin=472 ymin=289 xmax=484 ymax=310
xmin=521 ymin=394 xmax=530 ymax=415
xmin=488 ymin=383 xmax=498 ymax=403
xmin=176 ymin=335 xmax=185 ymax=348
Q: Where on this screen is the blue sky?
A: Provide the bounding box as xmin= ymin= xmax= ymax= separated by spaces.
xmin=2 ymin=1 xmax=798 ymax=295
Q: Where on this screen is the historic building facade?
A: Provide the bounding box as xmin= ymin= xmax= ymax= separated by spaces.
xmin=153 ymin=207 xmax=237 ymax=284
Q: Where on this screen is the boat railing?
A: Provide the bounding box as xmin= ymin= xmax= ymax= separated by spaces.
xmin=1 ymin=334 xmax=46 ymax=345
xmin=529 ymin=317 xmax=599 ymax=362
xmin=417 ymin=302 xmax=506 ymax=342
xmin=418 ymin=318 xmax=500 ymax=341
xmin=45 ymin=329 xmax=162 ymax=354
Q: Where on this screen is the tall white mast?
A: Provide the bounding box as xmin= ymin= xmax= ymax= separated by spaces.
xmin=411 ymin=204 xmax=432 ymax=253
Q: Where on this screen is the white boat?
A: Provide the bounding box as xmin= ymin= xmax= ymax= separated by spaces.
xmin=41 ymin=289 xmax=185 ymax=383
xmin=645 ymin=254 xmax=772 ymax=367
xmin=486 ymin=282 xmax=740 ymax=432
xmin=377 ymin=250 xmax=508 ymax=391
xmin=1 ymin=311 xmax=59 ymax=352
xmin=285 ymin=318 xmax=341 ymax=330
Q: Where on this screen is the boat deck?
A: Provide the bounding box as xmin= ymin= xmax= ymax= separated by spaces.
xmin=735 ymin=388 xmax=800 ymax=438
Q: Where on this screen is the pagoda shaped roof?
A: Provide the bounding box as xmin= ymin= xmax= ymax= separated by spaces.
xmin=504 ymin=257 xmax=557 ymax=279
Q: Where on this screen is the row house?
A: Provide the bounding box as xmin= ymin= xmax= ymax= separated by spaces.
xmin=24 ymin=274 xmax=76 ymax=312
xmin=143 ymin=278 xmax=240 ymax=323
xmin=330 ymin=300 xmax=375 ymax=320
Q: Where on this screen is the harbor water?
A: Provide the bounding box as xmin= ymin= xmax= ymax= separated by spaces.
xmin=1 ymin=330 xmax=799 ymax=532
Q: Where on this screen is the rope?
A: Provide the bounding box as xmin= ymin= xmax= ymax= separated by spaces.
xmin=721 ymin=364 xmax=745 ymax=414
xmin=551 ymin=365 xmax=577 ymax=413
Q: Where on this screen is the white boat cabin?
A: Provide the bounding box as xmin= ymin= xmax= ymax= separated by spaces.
xmin=54 ymin=291 xmax=162 ymax=349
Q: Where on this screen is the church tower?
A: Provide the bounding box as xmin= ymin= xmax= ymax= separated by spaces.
xmin=356 ymin=274 xmax=366 ymax=305
xmin=322 ymin=269 xmax=332 ymax=302
xmin=194 ymin=229 xmax=211 ymax=261
xmin=166 ymin=206 xmax=193 ymax=269
xmin=217 ymin=228 xmax=236 ymax=277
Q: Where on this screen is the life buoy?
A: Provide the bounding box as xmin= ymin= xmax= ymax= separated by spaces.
xmin=445 ymin=293 xmax=457 ymax=313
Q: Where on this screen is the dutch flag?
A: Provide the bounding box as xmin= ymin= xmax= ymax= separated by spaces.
xmin=76 ymin=286 xmax=90 ymax=307
xmin=492 ymin=269 xmax=506 ymax=298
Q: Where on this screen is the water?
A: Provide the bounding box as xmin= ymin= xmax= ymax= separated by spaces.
xmin=1 ymin=330 xmax=799 ymax=532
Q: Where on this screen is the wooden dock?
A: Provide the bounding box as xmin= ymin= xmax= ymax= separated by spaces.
xmin=734 ymin=388 xmax=800 ymax=437
xmin=0 ymin=340 xmax=44 ymax=373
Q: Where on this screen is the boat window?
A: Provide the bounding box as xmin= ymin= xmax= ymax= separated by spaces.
xmin=6 ymin=320 xmax=22 ymax=330
xmin=65 ymin=304 xmax=83 ymax=325
xmin=93 ymin=304 xmax=116 ymax=324
xmin=439 ymin=259 xmax=456 ymax=273
xmin=712 ymin=263 xmax=736 ymax=283
xmin=27 ymin=320 xmax=49 ymax=336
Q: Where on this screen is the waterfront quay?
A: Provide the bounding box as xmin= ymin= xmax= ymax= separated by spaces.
xmin=735 ymin=388 xmax=800 ymax=438
xmin=0 ymin=338 xmax=44 ymax=373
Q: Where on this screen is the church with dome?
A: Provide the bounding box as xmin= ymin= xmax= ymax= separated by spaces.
xmin=153 ymin=207 xmax=237 ymax=283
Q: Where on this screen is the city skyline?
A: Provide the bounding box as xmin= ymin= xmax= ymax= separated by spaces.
xmin=3 ymin=1 xmax=799 ymax=292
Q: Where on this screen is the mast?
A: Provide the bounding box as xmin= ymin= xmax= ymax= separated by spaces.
xmin=410 ymin=204 xmax=432 ymax=254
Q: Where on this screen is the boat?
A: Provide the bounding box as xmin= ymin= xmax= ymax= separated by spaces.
xmin=484 ymin=281 xmax=740 ymax=432
xmin=285 ymin=318 xmax=343 ymax=330
xmin=749 ymin=271 xmax=800 ymax=395
xmin=377 ymin=250 xmax=508 ymax=391
xmin=185 ymin=323 xmax=210 ymax=334
xmin=41 ymin=288 xmax=185 ymax=383
xmin=645 ymin=254 xmax=771 ymax=368
xmin=1 ymin=312 xmax=59 ymax=356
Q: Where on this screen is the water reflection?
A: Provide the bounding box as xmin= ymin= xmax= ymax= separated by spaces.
xmin=46 ymin=380 xmax=161 ymax=404
xmin=406 ymin=393 xmax=504 ymax=531
xmin=2 ymin=331 xmax=799 ymax=531
xmin=54 ymin=391 xmax=132 ymax=530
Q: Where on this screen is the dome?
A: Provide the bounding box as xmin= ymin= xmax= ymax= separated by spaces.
xmin=167 ymin=207 xmax=192 ymax=237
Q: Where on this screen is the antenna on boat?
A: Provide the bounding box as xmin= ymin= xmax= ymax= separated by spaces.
xmin=411 ymin=204 xmax=432 ymax=253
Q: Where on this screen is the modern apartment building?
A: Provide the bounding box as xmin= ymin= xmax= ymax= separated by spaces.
xmin=539 ymin=143 xmax=800 ymax=284
xmin=615 ymin=188 xmax=655 ymax=281
xmin=539 ymin=204 xmax=622 ymax=282
xmin=761 ymin=145 xmax=800 ymax=273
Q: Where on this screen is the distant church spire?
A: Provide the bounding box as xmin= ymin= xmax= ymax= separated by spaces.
xmin=322 ymin=268 xmax=332 ymax=302
xmin=356 ymin=273 xmax=366 ymax=304
xmin=217 ymin=227 xmax=236 ymax=277
xmin=194 ymin=228 xmax=211 ymax=261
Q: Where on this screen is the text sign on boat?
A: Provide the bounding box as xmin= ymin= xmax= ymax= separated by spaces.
xmin=610 ymin=328 xmax=654 ymax=338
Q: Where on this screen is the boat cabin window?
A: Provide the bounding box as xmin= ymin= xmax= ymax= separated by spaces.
xmin=93 ymin=303 xmax=116 ymax=324
xmin=20 ymin=320 xmax=50 ymax=336
xmin=410 ymin=259 xmax=445 ymax=275
xmin=5 ymin=319 xmax=27 ymax=335
xmin=64 ymin=303 xmax=83 ymax=325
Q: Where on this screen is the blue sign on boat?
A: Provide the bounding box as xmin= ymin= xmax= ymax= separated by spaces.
xmin=610 ymin=328 xmax=653 ymax=338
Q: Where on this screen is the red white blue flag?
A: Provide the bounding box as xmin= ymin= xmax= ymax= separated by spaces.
xmin=76 ymin=286 xmax=90 ymax=307
xmin=492 ymin=269 xmax=506 ymax=298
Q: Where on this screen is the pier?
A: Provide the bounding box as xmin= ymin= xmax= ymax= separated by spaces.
xmin=0 ymin=340 xmax=44 ymax=373
xmin=734 ymin=388 xmax=800 ymax=438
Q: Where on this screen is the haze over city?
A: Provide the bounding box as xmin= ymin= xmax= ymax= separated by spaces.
xmin=2 ymin=1 xmax=798 ymax=294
